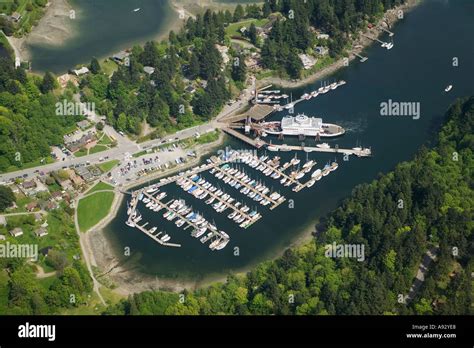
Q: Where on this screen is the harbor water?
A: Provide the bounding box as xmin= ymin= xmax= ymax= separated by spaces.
xmin=103 ymin=0 xmax=474 ymax=282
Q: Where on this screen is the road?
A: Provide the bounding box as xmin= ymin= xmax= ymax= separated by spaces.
xmin=0 ymin=86 xmax=253 ymax=183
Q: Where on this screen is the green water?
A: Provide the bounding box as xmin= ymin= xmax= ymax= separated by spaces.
xmin=28 ymin=0 xmax=177 ymax=73
xmin=103 ymin=0 xmax=474 ymax=282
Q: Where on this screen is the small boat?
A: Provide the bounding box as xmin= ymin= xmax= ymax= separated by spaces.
xmin=317 ymin=143 xmax=330 ymax=149
xmin=445 ymin=85 xmax=453 ymax=92
xmin=125 ymin=220 xmax=135 ymax=227
xmin=133 ymin=8 xmax=141 ymax=12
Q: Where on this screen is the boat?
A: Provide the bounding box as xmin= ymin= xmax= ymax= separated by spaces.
xmin=317 ymin=143 xmax=330 ymax=149
xmin=133 ymin=8 xmax=141 ymax=12
xmin=445 ymin=85 xmax=453 ymax=92
xmin=125 ymin=220 xmax=135 ymax=227
xmin=214 ymin=238 xmax=230 ymax=251
xmin=149 ymin=227 xmax=157 ymax=233
xmin=267 ymin=145 xmax=279 ymax=152
xmin=311 ymin=169 xmax=322 ymax=179
xmin=306 ymin=180 xmax=315 ymax=188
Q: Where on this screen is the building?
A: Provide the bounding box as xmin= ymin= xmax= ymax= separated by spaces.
xmin=10 ymin=12 xmax=21 ymax=22
xmin=10 ymin=227 xmax=23 ymax=238
xmin=57 ymin=74 xmax=78 ymax=88
xmin=35 ymin=227 xmax=48 ymax=238
xmin=0 ymin=235 xmax=5 ymax=241
xmin=34 ymin=213 xmax=43 ymax=222
xmin=72 ymin=67 xmax=90 ymax=76
xmin=112 ymin=51 xmax=130 ymax=64
xmin=298 ymin=54 xmax=317 ymax=70
xmin=0 ymin=215 xmax=6 ymax=227
xmin=77 ymin=120 xmax=91 ymax=130
xmin=185 ymin=85 xmax=196 ymax=94
xmin=25 ymin=202 xmax=39 ymax=212
xmin=317 ymin=33 xmax=330 ymax=40
xmin=315 ymin=46 xmax=329 ymax=56
xmin=143 ymin=66 xmax=155 ymax=75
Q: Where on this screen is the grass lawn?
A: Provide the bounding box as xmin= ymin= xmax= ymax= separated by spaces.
xmin=77 ymin=191 xmax=115 ymax=232
xmin=74 ymin=148 xmax=88 ymax=157
xmin=98 ymin=160 xmax=119 ymax=173
xmin=89 ymin=144 xmax=108 ymax=155
xmin=4 ymin=156 xmax=55 ymax=174
xmin=86 ymin=181 xmax=114 ymax=194
xmin=226 ymin=18 xmax=269 ymax=38
xmin=98 ymin=133 xmax=113 ymax=146
xmin=100 ymin=59 xmax=119 ymax=76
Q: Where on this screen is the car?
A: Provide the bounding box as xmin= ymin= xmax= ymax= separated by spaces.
xmin=119 ymin=131 xmax=125 ymax=136
xmin=22 ymin=174 xmax=28 ymax=178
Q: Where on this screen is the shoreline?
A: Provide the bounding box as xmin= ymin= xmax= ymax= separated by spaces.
xmin=258 ymin=0 xmax=420 ymax=89
xmin=85 ymin=130 xmax=320 ymax=297
xmin=9 ymin=0 xmax=186 ymax=73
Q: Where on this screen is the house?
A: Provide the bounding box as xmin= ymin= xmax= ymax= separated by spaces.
xmin=10 ymin=227 xmax=23 ymax=238
xmin=215 ymin=44 xmax=230 ymax=66
xmin=57 ymin=74 xmax=78 ymax=88
xmin=0 ymin=215 xmax=6 ymax=227
xmin=35 ymin=227 xmax=48 ymax=238
xmin=112 ymin=51 xmax=130 ymax=64
xmin=72 ymin=67 xmax=90 ymax=76
xmin=10 ymin=12 xmax=21 ymax=22
xmin=26 ymin=202 xmax=39 ymax=212
xmin=66 ymin=169 xmax=84 ymax=186
xmin=317 ymin=33 xmax=330 ymax=40
xmin=34 ymin=213 xmax=43 ymax=222
xmin=77 ymin=120 xmax=91 ymax=130
xmin=51 ymin=191 xmax=64 ymax=201
xmin=143 ymin=66 xmax=155 ymax=75
xmin=0 ymin=234 xmax=5 ymax=241
xmin=315 ymin=46 xmax=329 ymax=56
xmin=43 ymin=201 xmax=59 ymax=211
xmin=22 ymin=180 xmax=36 ymax=190
xmin=185 ymin=85 xmax=196 ymax=94
xmin=298 ymin=54 xmax=317 ymax=70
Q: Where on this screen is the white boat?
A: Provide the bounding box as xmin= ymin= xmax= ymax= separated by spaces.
xmin=267 ymin=145 xmax=279 ymax=152
xmin=311 ymin=169 xmax=322 ymax=179
xmin=317 ymin=143 xmax=330 ymax=149
xmin=214 ymin=238 xmax=230 ymax=251
xmin=125 ymin=220 xmax=135 ymax=227
xmin=149 ymin=227 xmax=157 ymax=233
xmin=445 ymin=85 xmax=453 ymax=92
xmin=306 ymin=180 xmax=316 ymax=188
xmin=133 ymin=8 xmax=141 ymax=12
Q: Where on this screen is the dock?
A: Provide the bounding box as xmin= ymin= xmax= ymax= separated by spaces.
xmin=178 ymin=177 xmax=261 ymax=227
xmin=361 ymin=33 xmax=388 ymax=46
xmin=269 ymin=144 xmax=372 ymax=157
xmin=353 ymin=52 xmax=368 ymax=62
xmin=213 ymin=165 xmax=286 ymax=210
xmin=134 ymin=222 xmax=181 ymax=248
xmin=222 ymin=127 xmax=266 ymax=148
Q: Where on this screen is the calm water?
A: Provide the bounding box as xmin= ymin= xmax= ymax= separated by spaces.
xmin=104 ymin=0 xmax=474 ymax=281
xmin=28 ymin=0 xmax=177 ymax=73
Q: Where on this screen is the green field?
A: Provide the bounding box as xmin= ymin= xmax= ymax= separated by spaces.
xmin=89 ymin=144 xmax=108 ymax=154
xmin=225 ymin=18 xmax=269 ymax=38
xmin=77 ymin=191 xmax=115 ymax=232
xmin=86 ymin=181 xmax=114 ymax=194
xmin=98 ymin=160 xmax=119 ymax=173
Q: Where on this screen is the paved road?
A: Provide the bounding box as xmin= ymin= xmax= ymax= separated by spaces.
xmin=0 ymin=86 xmax=253 ymax=183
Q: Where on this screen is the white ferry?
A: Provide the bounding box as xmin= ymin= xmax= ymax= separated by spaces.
xmin=258 ymin=113 xmax=345 ymax=138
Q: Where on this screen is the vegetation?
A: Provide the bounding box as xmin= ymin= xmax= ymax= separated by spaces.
xmin=0 ymin=185 xmax=15 ymax=212
xmin=0 ymin=207 xmax=94 ymax=314
xmin=98 ymin=160 xmax=120 ymax=173
xmin=105 ymin=97 xmax=474 ymax=315
xmin=86 ymin=181 xmax=114 ymax=194
xmin=0 ymin=55 xmax=83 ymax=173
xmin=77 ymin=191 xmax=114 ymax=232
xmin=260 ymin=0 xmax=406 ymax=78
xmin=0 ymin=0 xmax=48 ymax=37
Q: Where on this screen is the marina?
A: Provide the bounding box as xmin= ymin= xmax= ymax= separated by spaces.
xmin=123 ymin=148 xmax=344 ymax=252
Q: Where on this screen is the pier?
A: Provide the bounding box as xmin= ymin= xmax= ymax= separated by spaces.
xmin=353 ymin=52 xmax=368 ymax=62
xmin=222 ymin=127 xmax=266 ymax=148
xmin=134 ymin=222 xmax=181 ymax=248
xmin=178 ymin=177 xmax=261 ymax=227
xmin=213 ymin=165 xmax=286 ymax=210
xmin=361 ymin=33 xmax=388 ymax=47
xmin=269 ymin=144 xmax=372 ymax=157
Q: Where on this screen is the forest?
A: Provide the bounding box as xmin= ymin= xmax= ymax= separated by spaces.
xmin=260 ymin=0 xmax=407 ymax=78
xmin=105 ymin=96 xmax=473 ymax=315
xmin=0 ymin=56 xmax=80 ymax=172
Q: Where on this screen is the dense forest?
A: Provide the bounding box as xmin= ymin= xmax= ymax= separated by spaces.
xmin=0 ymin=56 xmax=80 ymax=172
xmin=82 ymin=8 xmax=243 ymax=137
xmin=105 ymin=96 xmax=473 ymax=315
xmin=260 ymin=0 xmax=407 ymax=78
